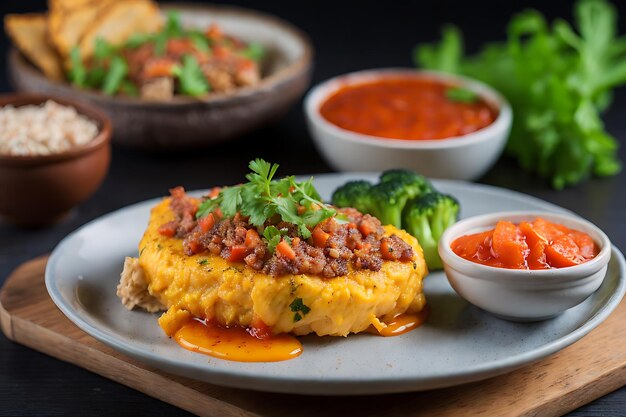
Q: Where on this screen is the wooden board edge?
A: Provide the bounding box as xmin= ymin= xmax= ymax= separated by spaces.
xmin=0 ymin=296 xmax=14 ymax=341
xmin=8 ymin=303 xmax=263 ymax=417
xmin=522 ymin=364 xmax=626 ymax=417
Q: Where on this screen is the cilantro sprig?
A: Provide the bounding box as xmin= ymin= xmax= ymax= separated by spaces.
xmin=196 ymin=159 xmax=336 ymax=240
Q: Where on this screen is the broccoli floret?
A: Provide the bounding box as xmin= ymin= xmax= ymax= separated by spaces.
xmin=331 ymin=180 xmax=374 ymax=214
xmin=379 ymin=169 xmax=433 ymax=194
xmin=368 ymin=171 xmax=434 ymax=228
xmin=403 ymin=192 xmax=460 ymax=270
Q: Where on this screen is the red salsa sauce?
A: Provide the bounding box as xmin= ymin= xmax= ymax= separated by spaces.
xmin=451 ymin=218 xmax=599 ymax=270
xmin=319 ymin=77 xmax=498 ymax=140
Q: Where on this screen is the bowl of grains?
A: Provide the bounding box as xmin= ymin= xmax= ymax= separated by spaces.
xmin=0 ymin=94 xmax=111 ymax=226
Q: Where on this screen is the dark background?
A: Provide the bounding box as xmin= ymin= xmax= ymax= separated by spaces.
xmin=1 ymin=0 xmax=626 ymax=415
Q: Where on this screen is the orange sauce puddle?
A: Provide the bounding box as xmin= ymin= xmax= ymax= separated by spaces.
xmin=174 ymin=307 xmax=429 ymax=362
xmin=174 ymin=319 xmax=302 ymax=362
xmin=368 ymin=307 xmax=430 ymax=337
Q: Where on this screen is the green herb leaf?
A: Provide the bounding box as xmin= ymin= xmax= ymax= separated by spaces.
xmin=125 ymin=32 xmax=154 ymax=49
xmin=414 ymin=0 xmax=623 ymax=188
xmin=94 ymin=37 xmax=116 ymax=62
xmin=240 ymin=42 xmax=265 ymax=61
xmin=102 ymin=56 xmax=128 ymax=95
xmin=196 ymin=159 xmax=336 ymax=240
xmin=119 ymin=79 xmax=139 ymax=97
xmin=165 ymin=10 xmax=183 ymax=37
xmin=188 ymin=30 xmax=211 ymax=52
xmin=263 ymin=226 xmax=284 ymax=253
xmin=68 ymin=47 xmax=86 ymax=87
xmin=445 ymin=87 xmax=478 ymax=103
xmin=174 ymin=54 xmax=209 ymax=96
xmin=289 ymin=298 xmax=311 ymax=322
xmin=198 ymin=259 xmax=208 ymax=265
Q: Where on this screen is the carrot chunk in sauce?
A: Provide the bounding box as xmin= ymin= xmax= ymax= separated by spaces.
xmin=451 ymin=217 xmax=598 ymax=270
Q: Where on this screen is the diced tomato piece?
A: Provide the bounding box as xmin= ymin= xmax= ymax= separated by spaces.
xmin=312 ymin=226 xmax=330 ymax=248
xmin=213 ymin=45 xmax=230 ymax=59
xmin=245 ymin=229 xmax=260 ymax=248
xmin=491 ymin=221 xmax=528 ymax=269
xmin=166 ymin=38 xmax=195 ymax=56
xmin=380 ymin=238 xmax=397 ymax=261
xmin=276 ymin=240 xmax=296 ymax=260
xmin=358 ymin=220 xmax=376 ymax=237
xmin=169 ymin=186 xmax=186 ymax=199
xmin=208 ymin=187 xmax=221 ymax=199
xmin=292 ymin=237 xmax=301 ymax=246
xmin=187 ymin=240 xmax=203 ymax=254
xmin=158 ymin=222 xmax=177 ymax=237
xmin=143 ymin=58 xmax=176 ymax=78
xmin=228 ymin=245 xmax=248 ymax=262
xmin=214 ymin=207 xmax=223 ymax=219
xmin=545 ymin=235 xmax=585 ymax=268
xmin=206 ymin=24 xmax=223 ymax=40
xmin=198 ymin=213 xmax=215 ymax=232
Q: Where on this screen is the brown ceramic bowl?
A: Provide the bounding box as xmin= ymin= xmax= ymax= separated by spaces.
xmin=8 ymin=3 xmax=313 ymax=149
xmin=0 ymin=94 xmax=111 ymax=227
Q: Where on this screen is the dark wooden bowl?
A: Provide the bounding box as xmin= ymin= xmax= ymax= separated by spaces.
xmin=0 ymin=94 xmax=111 ymax=227
xmin=8 ymin=3 xmax=313 ymax=150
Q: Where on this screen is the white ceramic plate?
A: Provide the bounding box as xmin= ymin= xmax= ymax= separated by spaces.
xmin=45 ymin=173 xmax=626 ymax=395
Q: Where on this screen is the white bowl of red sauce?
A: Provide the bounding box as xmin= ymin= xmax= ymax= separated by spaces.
xmin=438 ymin=212 xmax=612 ymax=321
xmin=304 ymin=68 xmax=512 ymax=180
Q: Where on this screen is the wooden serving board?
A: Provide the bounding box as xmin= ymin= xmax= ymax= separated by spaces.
xmin=2 ymin=256 xmax=626 ymax=417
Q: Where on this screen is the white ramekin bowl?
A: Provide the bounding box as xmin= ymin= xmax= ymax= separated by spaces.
xmin=304 ymin=68 xmax=512 ymax=180
xmin=438 ymin=211 xmax=612 ymax=321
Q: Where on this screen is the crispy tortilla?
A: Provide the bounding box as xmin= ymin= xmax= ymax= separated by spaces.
xmin=78 ymin=0 xmax=162 ymax=60
xmin=4 ymin=14 xmax=64 ymax=80
xmin=48 ymin=0 xmax=96 ymax=11
xmin=48 ymin=0 xmax=114 ymax=58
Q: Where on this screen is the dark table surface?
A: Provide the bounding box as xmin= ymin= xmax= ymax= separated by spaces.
xmin=1 ymin=0 xmax=626 ymax=415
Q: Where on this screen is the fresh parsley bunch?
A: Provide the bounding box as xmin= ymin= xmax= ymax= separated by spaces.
xmin=196 ymin=159 xmax=336 ymax=239
xmin=414 ymin=0 xmax=624 ymax=189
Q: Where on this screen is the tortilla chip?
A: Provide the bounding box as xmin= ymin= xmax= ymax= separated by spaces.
xmin=4 ymin=14 xmax=64 ymax=80
xmin=48 ymin=0 xmax=114 ymax=58
xmin=48 ymin=0 xmax=96 ymax=11
xmin=79 ymin=0 xmax=162 ymax=60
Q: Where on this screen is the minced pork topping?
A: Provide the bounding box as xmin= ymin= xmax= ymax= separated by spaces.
xmin=157 ymin=187 xmax=415 ymax=278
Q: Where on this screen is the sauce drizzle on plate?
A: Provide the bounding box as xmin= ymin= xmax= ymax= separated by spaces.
xmin=175 ymin=308 xmax=429 ymax=362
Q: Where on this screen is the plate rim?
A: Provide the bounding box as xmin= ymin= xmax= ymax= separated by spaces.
xmin=45 ymin=176 xmax=626 ymax=395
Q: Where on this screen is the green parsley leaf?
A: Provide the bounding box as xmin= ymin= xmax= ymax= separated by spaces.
xmin=414 ymin=0 xmax=624 ymax=188
xmin=125 ymin=32 xmax=154 ymax=49
xmin=240 ymin=42 xmax=265 ymax=61
xmin=445 ymin=87 xmax=478 ymax=103
xmin=198 ymin=259 xmax=209 ymax=265
xmin=188 ymin=30 xmax=211 ymax=52
xmin=263 ymin=226 xmax=284 ymax=253
xmin=289 ymin=298 xmax=311 ymax=322
xmin=173 ymin=54 xmax=210 ymax=96
xmin=165 ymin=10 xmax=183 ymax=37
xmin=94 ymin=38 xmax=116 ymax=62
xmin=119 ymin=80 xmax=139 ymax=97
xmin=102 ymin=56 xmax=128 ymax=95
xmin=68 ymin=47 xmax=86 ymax=87
xmin=195 ymin=159 xmax=336 ymax=240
